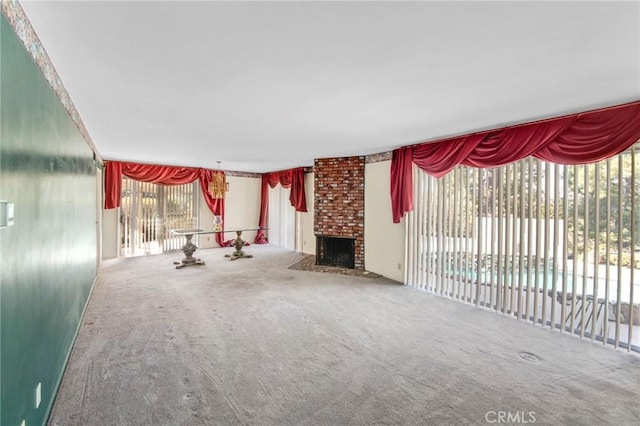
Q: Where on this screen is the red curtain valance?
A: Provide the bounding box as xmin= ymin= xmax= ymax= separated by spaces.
xmin=104 ymin=161 xmax=227 ymax=246
xmin=255 ymin=167 xmax=308 ymax=244
xmin=391 ymin=100 xmax=640 ymax=223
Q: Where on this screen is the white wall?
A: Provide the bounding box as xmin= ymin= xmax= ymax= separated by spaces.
xmin=299 ymin=171 xmax=316 ymax=255
xmin=364 ymin=160 xmax=405 ymax=282
xmin=199 ymin=175 xmax=262 ymax=248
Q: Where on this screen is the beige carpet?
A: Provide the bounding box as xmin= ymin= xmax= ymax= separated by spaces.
xmin=50 ymin=245 xmax=640 ymax=425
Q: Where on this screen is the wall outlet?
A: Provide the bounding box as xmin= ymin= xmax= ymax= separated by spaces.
xmin=35 ymin=382 xmax=41 ymax=408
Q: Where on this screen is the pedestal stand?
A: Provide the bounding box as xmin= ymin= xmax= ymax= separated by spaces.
xmin=225 ymin=231 xmax=253 ymax=261
xmin=173 ymin=233 xmax=205 ymax=269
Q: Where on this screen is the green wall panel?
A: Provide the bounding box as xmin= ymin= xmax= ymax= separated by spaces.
xmin=1 ymin=15 xmax=98 ymax=426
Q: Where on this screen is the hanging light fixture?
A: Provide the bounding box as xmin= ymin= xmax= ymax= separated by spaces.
xmin=209 ymin=161 xmax=229 ymax=199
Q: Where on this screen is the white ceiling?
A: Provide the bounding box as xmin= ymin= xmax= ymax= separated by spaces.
xmin=20 ymin=0 xmax=640 ymax=173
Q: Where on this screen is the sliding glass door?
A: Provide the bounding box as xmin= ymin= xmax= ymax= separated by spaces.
xmin=120 ymin=177 xmax=198 ymax=256
xmin=406 ymin=143 xmax=640 ymax=352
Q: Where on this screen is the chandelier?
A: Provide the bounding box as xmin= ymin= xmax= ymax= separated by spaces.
xmin=208 ymin=161 xmax=229 ymax=199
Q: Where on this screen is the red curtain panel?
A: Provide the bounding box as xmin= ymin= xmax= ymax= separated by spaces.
xmin=255 ymin=167 xmax=308 ymax=244
xmin=391 ymin=100 xmax=640 ymax=223
xmin=104 ymin=161 xmax=227 ymax=246
xmin=390 ymin=147 xmax=414 ymax=227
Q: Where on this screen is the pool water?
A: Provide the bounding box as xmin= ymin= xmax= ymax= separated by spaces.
xmin=433 ymin=267 xmax=639 ymax=303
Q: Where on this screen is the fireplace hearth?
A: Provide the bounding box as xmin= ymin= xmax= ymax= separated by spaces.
xmin=316 ymin=236 xmax=355 ymax=269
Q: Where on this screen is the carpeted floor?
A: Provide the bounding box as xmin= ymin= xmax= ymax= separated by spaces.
xmin=50 ymin=245 xmax=640 ymax=425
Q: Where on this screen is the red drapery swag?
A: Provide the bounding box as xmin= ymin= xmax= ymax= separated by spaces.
xmin=104 ymin=161 xmax=228 ymax=246
xmin=391 ymin=101 xmax=640 ymax=223
xmin=254 ymin=167 xmax=308 ymax=244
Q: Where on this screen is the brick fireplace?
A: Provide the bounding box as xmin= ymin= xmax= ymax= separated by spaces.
xmin=314 ymin=156 xmax=365 ymax=269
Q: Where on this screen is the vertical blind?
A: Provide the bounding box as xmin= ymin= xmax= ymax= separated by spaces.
xmin=268 ymin=185 xmax=296 ymax=250
xmin=405 ymin=144 xmax=639 ymax=352
xmin=120 ymin=178 xmax=197 ymax=256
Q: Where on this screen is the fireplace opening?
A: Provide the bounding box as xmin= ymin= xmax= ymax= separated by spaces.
xmin=316 ymin=235 xmax=355 ymax=269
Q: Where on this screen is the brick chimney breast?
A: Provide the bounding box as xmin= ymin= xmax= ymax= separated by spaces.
xmin=314 ymin=156 xmax=365 ymax=270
